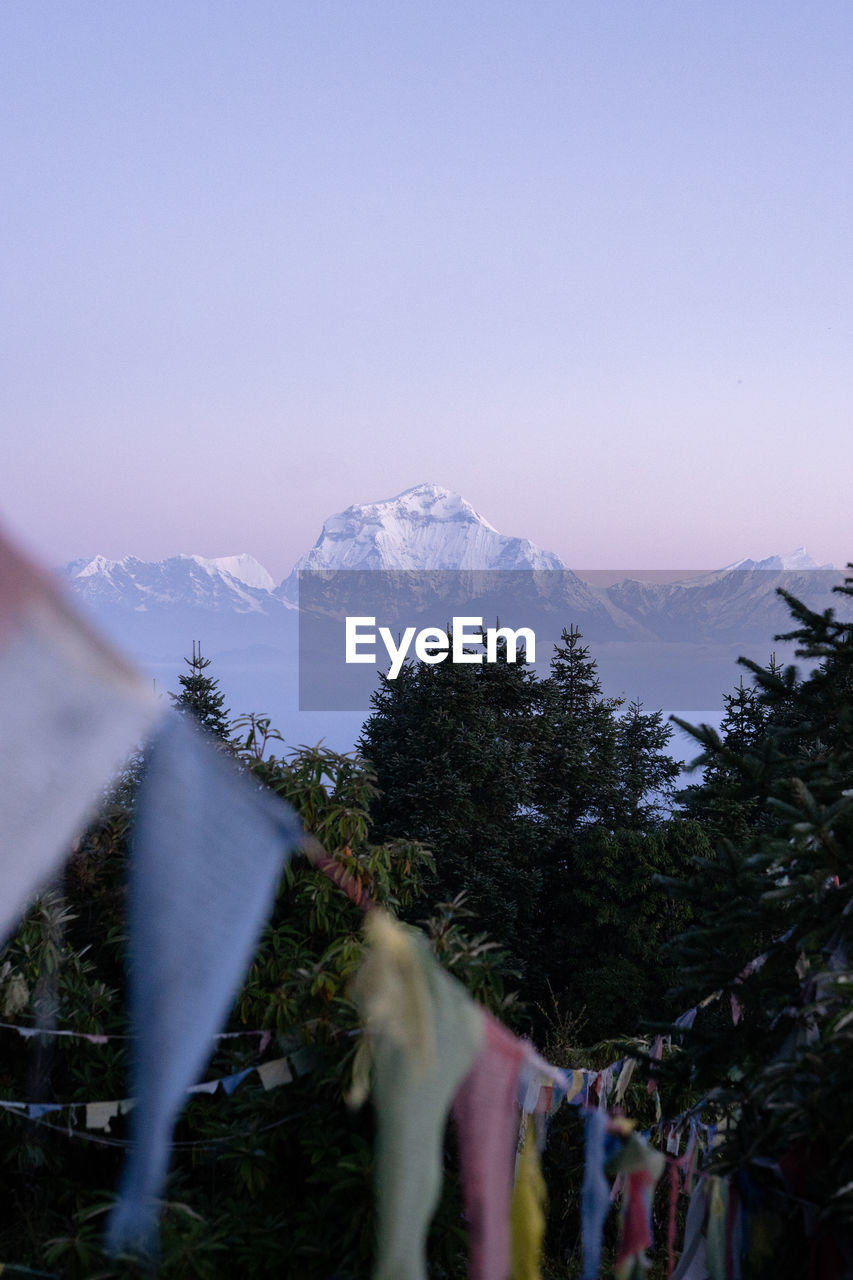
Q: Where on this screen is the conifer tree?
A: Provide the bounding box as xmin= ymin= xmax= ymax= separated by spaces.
xmin=662 ymin=573 xmax=853 ymax=1276
xmin=169 ymin=641 xmax=231 ymax=741
xmin=360 ymin=622 xmax=691 ymax=1028
xmin=612 ymin=698 xmax=681 ymax=829
xmin=678 ymin=655 xmax=786 ymax=843
xmin=359 ymin=632 xmax=544 ymax=980
xmin=533 ymin=629 xmax=697 ymax=1039
xmin=534 ymin=625 xmax=623 ymax=831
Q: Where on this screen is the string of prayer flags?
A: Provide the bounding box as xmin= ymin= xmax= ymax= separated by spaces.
xmin=0 ymin=1022 xmax=111 ymax=1044
xmin=0 ymin=1052 xmax=308 ymax=1135
xmin=0 ymin=523 xmax=161 ymax=943
xmin=0 ymin=1019 xmax=274 ymax=1047
xmin=518 ymin=1047 xmax=570 ymax=1116
xmin=351 ymin=909 xmax=483 ymax=1280
xmin=106 ymin=713 xmax=304 ymax=1256
xmin=452 ymin=1012 xmax=528 ymax=1280
xmin=2 ymin=525 xmax=804 ymax=1279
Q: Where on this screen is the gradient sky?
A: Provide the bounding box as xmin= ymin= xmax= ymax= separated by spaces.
xmin=2 ymin=2 xmax=851 ymax=583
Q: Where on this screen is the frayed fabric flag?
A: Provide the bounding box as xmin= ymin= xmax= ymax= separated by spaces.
xmin=614 ymin=1057 xmax=637 ymax=1107
xmin=510 ymin=1117 xmax=547 ymax=1280
xmin=671 ymin=1180 xmax=710 ymax=1280
xmin=106 ymin=713 xmax=303 ymax=1255
xmin=352 ymin=910 xmax=483 ymax=1280
xmin=581 ymin=1107 xmax=611 ymax=1280
xmin=614 ymin=1134 xmax=666 ymax=1279
xmin=452 ymin=1012 xmax=527 ymax=1280
xmin=565 ymin=1069 xmax=586 ymax=1104
xmin=0 ymin=524 xmax=161 ymax=942
xmin=705 ymin=1177 xmax=729 ymax=1280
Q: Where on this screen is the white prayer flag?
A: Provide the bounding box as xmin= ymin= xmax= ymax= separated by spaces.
xmin=0 ymin=524 xmax=162 ymax=942
xmin=257 ymin=1056 xmax=293 ymax=1091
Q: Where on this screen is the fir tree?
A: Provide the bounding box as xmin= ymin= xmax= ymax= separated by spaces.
xmin=612 ymin=698 xmax=681 ymax=829
xmin=169 ymin=641 xmax=231 ymax=741
xmin=662 ymin=572 xmax=853 ymax=1276
xmin=359 ymin=631 xmax=544 ymax=982
xmin=533 ymin=629 xmax=696 ymax=1039
xmin=360 ymin=622 xmax=690 ymax=1029
xmin=678 ymin=655 xmax=787 ymax=842
xmin=534 ymin=625 xmax=624 ymax=831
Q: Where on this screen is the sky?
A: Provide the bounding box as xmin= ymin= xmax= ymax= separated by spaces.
xmin=2 ymin=1 xmax=851 ymax=583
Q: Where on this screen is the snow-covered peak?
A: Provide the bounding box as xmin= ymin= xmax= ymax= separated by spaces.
xmin=74 ymin=553 xmax=119 ymax=578
xmin=723 ymin=547 xmax=836 ymax=572
xmin=62 ymin=551 xmax=287 ymax=615
xmin=67 ymin=552 xmax=276 ymax=594
xmin=186 ymin=554 xmax=276 ymax=592
xmin=284 ymin=483 xmax=566 ymax=582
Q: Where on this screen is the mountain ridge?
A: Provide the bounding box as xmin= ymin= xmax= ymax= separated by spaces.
xmin=55 ymin=484 xmax=847 ymax=743
xmin=61 ymin=484 xmax=837 ymax=608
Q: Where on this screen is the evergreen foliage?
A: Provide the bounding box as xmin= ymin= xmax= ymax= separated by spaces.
xmin=660 ymin=572 xmax=853 ymax=1275
xmin=359 ymin=623 xmax=696 ymax=1039
xmin=169 ymin=641 xmax=231 ymax=741
xmin=678 ymin=655 xmax=787 ymax=843
xmin=614 ymin=699 xmax=682 ymax=830
xmin=535 ymin=624 xmax=624 ymax=831
xmin=358 ymin=631 xmax=544 ymax=986
xmin=11 ymin=587 xmax=853 ymax=1274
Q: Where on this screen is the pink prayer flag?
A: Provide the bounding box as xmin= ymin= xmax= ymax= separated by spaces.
xmin=617 ymin=1169 xmax=655 ymax=1267
xmin=452 ymin=1012 xmax=528 ymax=1280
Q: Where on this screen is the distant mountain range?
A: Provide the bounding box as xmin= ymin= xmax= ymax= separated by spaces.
xmin=63 ymin=482 xmax=838 ymax=604
xmin=62 ymin=481 xmax=841 ymax=640
xmin=65 ymin=551 xmax=284 ymax=614
xmin=58 ymin=484 xmax=847 ymax=745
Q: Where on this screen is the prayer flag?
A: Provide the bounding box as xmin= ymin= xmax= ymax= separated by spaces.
xmin=452 ymin=1012 xmax=527 ymax=1280
xmin=352 ymin=910 xmax=483 ymax=1280
xmin=581 ymin=1107 xmax=610 ymax=1280
xmin=510 ymin=1117 xmax=546 ymax=1280
xmin=0 ymin=524 xmax=160 ymax=942
xmin=106 ymin=713 xmax=303 ymax=1254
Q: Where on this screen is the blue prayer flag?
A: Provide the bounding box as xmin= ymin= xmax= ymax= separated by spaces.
xmin=106 ymin=714 xmax=302 ymax=1254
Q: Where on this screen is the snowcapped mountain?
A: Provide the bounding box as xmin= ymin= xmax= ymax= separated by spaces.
xmin=278 ymin=483 xmax=567 ymax=599
xmin=57 ymin=486 xmax=848 ymax=661
xmin=55 ymin=489 xmax=848 ymax=742
xmin=721 ymin=547 xmax=836 ymax=572
xmin=63 ymin=553 xmax=284 ymax=614
xmin=200 ymin=554 xmax=277 ymax=592
xmin=61 ymin=490 xmax=838 ymax=619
